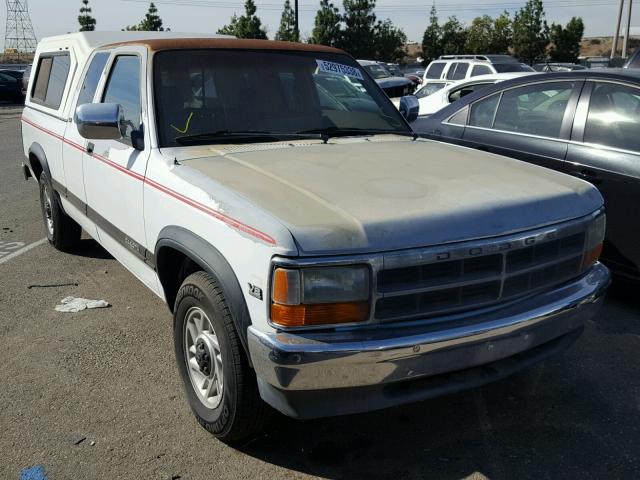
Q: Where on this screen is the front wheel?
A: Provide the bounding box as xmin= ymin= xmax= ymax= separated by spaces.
xmin=173 ymin=271 xmax=270 ymax=443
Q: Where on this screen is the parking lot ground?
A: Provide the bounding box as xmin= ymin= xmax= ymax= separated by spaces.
xmin=1 ymin=112 xmax=640 ymax=480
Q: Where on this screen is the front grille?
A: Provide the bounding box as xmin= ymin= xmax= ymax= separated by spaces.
xmin=271 ymin=210 xmax=603 ymax=331
xmin=375 ymin=227 xmax=588 ymax=322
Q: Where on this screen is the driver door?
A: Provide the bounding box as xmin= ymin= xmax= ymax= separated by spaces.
xmin=82 ymin=46 xmax=155 ymax=287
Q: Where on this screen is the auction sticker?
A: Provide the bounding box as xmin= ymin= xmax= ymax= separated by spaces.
xmin=316 ymin=59 xmax=364 ymax=80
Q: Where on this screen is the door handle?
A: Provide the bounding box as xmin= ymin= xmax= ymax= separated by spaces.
xmin=571 ymin=169 xmax=602 ymax=185
xmin=86 ymin=142 xmax=94 ymax=154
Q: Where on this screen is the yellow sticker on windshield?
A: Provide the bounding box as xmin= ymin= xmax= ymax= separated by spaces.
xmin=171 ymin=112 xmax=194 ymax=134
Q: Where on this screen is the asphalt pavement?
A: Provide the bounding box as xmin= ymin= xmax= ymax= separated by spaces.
xmin=1 ymin=108 xmax=639 ymax=480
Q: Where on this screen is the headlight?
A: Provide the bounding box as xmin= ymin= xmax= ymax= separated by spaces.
xmin=583 ymin=213 xmax=606 ymax=269
xmin=271 ymin=265 xmax=370 ymax=327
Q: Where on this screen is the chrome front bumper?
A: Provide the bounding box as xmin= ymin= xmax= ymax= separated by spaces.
xmin=248 ymin=263 xmax=609 ymax=418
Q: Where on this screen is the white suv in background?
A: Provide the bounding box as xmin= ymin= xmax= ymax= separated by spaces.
xmin=423 ymin=55 xmax=534 ymax=84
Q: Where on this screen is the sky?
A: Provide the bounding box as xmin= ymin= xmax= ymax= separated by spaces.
xmin=4 ymin=0 xmax=639 ymax=46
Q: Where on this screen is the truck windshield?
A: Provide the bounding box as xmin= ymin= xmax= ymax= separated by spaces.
xmin=153 ymin=50 xmax=410 ymax=147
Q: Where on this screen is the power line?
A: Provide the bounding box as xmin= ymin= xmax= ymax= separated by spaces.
xmin=123 ymin=0 xmax=620 ymax=13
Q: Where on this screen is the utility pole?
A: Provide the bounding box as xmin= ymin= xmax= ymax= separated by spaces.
xmin=4 ymin=0 xmax=37 ymax=63
xmin=294 ymin=0 xmax=299 ymax=42
xmin=622 ymin=0 xmax=634 ymax=58
xmin=612 ymin=0 xmax=625 ymax=59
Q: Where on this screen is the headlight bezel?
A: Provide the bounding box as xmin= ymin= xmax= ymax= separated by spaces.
xmin=268 ymin=256 xmax=377 ymax=331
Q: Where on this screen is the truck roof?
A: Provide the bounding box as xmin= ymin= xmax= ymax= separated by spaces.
xmin=37 ymin=31 xmax=225 ymax=54
xmin=107 ymin=37 xmax=344 ymax=54
xmin=36 ymin=31 xmax=344 ymax=59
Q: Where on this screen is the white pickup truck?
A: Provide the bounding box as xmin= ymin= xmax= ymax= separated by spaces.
xmin=21 ymin=32 xmax=610 ymax=442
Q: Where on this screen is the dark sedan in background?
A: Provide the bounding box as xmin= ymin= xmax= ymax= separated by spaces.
xmin=358 ymin=60 xmax=415 ymax=98
xmin=413 ymin=70 xmax=640 ymax=280
xmin=385 ymin=63 xmax=422 ymax=88
xmin=0 ymin=70 xmax=23 ymax=102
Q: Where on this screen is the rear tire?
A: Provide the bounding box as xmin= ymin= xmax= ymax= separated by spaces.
xmin=38 ymin=171 xmax=81 ymax=251
xmin=173 ymin=271 xmax=270 ymax=443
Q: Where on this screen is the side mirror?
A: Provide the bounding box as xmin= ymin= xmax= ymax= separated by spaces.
xmin=75 ymin=103 xmax=123 ymax=140
xmin=399 ymin=95 xmax=419 ymax=123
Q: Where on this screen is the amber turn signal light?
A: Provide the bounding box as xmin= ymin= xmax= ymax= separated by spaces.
xmin=583 ymin=243 xmax=603 ymax=269
xmin=271 ymin=302 xmax=369 ymax=327
xmin=272 ymin=268 xmax=301 ymax=305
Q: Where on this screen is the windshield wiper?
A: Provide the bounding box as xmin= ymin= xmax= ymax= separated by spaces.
xmin=175 ymin=130 xmax=325 ymax=145
xmin=297 ymin=127 xmax=417 ymax=140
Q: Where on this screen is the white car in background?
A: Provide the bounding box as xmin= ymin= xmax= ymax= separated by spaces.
xmin=423 ymin=55 xmax=534 ymax=84
xmin=415 ymin=72 xmax=536 ymax=117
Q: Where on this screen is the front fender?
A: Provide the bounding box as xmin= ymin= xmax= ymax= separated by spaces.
xmin=155 ymin=226 xmax=253 ymax=360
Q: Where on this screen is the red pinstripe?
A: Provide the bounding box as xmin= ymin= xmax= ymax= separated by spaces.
xmin=21 ymin=116 xmax=277 ymax=246
xmin=22 ymin=116 xmax=64 ymax=140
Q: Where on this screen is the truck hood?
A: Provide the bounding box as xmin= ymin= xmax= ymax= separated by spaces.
xmin=179 ymin=138 xmax=603 ymax=255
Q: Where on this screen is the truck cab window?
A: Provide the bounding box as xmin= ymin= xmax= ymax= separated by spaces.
xmin=102 ymin=55 xmax=141 ymax=142
xmin=31 ymin=53 xmax=70 ymax=108
xmin=77 ymin=52 xmax=110 ymax=106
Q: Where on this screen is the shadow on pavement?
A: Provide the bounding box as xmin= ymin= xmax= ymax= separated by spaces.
xmin=236 ymin=354 xmax=636 ymax=480
xmin=591 ymin=277 xmax=640 ymax=336
xmin=607 ymin=277 xmax=640 ymax=306
xmin=72 ymin=238 xmax=114 ymax=260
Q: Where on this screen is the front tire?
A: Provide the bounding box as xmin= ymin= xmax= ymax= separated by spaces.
xmin=38 ymin=171 xmax=81 ymax=251
xmin=173 ymin=271 xmax=270 ymax=443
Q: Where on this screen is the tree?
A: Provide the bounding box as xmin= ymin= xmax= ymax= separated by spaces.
xmin=217 ymin=0 xmax=268 ymax=39
xmin=421 ymin=4 xmax=442 ymax=63
xmin=440 ymin=16 xmax=467 ymax=55
xmin=309 ymin=0 xmax=342 ymax=47
xmin=338 ymin=0 xmax=378 ymax=59
xmin=465 ymin=15 xmax=493 ymax=54
xmin=78 ymin=0 xmax=96 ymax=32
xmin=512 ymin=0 xmax=549 ymax=65
xmin=217 ymin=14 xmax=239 ymax=36
xmin=125 ymin=2 xmax=166 ymax=31
xmin=374 ymin=19 xmax=407 ymax=63
xmin=275 ymin=0 xmax=298 ymax=42
xmin=549 ymin=17 xmax=584 ymax=63
xmin=465 ymin=12 xmax=512 ymax=55
xmin=491 ymin=11 xmax=512 ymax=54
